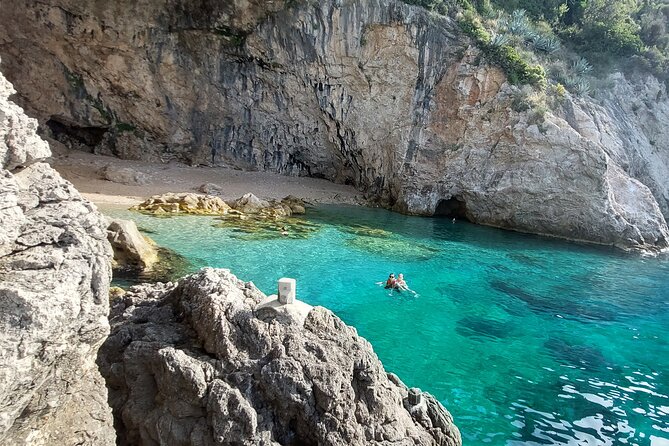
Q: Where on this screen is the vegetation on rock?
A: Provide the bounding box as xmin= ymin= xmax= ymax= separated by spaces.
xmin=403 ymin=0 xmax=669 ymax=92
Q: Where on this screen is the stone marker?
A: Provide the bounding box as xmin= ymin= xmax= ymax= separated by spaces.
xmin=408 ymin=387 xmax=423 ymax=405
xmin=278 ymin=277 xmax=296 ymax=304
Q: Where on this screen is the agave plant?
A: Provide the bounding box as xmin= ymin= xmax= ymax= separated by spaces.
xmin=572 ymin=57 xmax=593 ymax=75
xmin=573 ymin=78 xmax=592 ymax=96
xmin=506 ymin=9 xmax=532 ymax=37
xmin=490 ymin=33 xmax=511 ymax=47
xmin=533 ymin=36 xmax=561 ymax=53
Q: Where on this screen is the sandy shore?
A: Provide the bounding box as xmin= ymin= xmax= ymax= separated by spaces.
xmin=50 ymin=148 xmax=365 ymax=208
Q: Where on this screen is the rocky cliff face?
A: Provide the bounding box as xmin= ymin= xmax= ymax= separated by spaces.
xmin=0 ymin=65 xmax=115 ymax=445
xmin=0 ymin=0 xmax=668 ymax=250
xmin=99 ymin=268 xmax=461 ymax=446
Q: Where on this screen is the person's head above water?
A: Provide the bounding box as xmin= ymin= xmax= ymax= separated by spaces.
xmin=398 ymin=273 xmax=404 ymax=279
xmin=389 ymin=273 xmax=394 ymax=278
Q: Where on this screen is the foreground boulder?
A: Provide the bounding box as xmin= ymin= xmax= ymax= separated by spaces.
xmin=0 ymin=66 xmax=115 ymax=444
xmin=99 ymin=268 xmax=461 ymax=445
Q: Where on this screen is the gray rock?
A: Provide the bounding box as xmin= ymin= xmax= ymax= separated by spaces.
xmin=228 ymin=192 xmax=271 ymax=214
xmin=0 ymin=59 xmax=50 ymax=170
xmin=198 ymin=183 xmax=224 ymax=195
xmin=0 ymin=68 xmax=115 ymax=445
xmin=99 ymin=268 xmax=462 ymax=446
xmin=101 ymin=165 xmax=149 ymax=185
xmin=107 ymin=218 xmax=158 ymax=270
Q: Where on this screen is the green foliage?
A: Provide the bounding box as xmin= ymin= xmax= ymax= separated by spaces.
xmin=458 ymin=11 xmax=491 ymax=44
xmin=571 ymin=57 xmax=593 ymax=75
xmin=458 ymin=9 xmax=546 ymax=87
xmin=403 ymin=0 xmax=669 ymax=86
xmin=490 ymin=45 xmax=547 ymax=86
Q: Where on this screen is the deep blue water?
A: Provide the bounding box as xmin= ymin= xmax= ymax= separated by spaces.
xmin=104 ymin=204 xmax=669 ymax=446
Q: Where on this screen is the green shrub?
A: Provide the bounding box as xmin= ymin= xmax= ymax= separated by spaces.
xmin=458 ymin=11 xmax=491 ymax=44
xmin=485 ymin=44 xmax=547 ymax=87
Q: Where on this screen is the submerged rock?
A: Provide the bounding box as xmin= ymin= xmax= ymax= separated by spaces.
xmin=99 ymin=268 xmax=461 ymax=445
xmin=0 ymin=66 xmax=115 ymax=445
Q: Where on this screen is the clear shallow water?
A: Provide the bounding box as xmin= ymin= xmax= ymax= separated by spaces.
xmin=104 ymin=204 xmax=669 ymax=446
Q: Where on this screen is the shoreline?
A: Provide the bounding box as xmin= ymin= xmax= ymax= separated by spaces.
xmin=51 ymin=146 xmax=366 ymax=208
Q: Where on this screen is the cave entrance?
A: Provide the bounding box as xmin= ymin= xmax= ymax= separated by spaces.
xmin=434 ymin=196 xmax=470 ymax=221
xmin=46 ymin=118 xmax=108 ymax=152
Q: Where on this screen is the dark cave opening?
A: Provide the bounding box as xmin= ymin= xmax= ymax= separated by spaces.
xmin=46 ymin=118 xmax=108 ymax=151
xmin=434 ymin=197 xmax=470 ymax=221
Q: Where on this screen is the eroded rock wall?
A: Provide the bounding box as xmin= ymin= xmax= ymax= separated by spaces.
xmin=0 ymin=66 xmax=115 ymax=445
xmin=0 ymin=0 xmax=668 ymax=250
xmin=99 ymin=268 xmax=461 ymax=446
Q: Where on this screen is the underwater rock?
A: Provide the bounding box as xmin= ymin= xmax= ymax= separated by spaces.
xmin=346 ymin=235 xmax=439 ymax=261
xmin=455 ymin=316 xmax=515 ymax=341
xmin=98 ymin=268 xmax=461 ymax=446
xmin=107 ymin=218 xmax=158 ymax=271
xmin=490 ymin=279 xmax=617 ymax=322
xmin=214 ymin=215 xmax=321 ymax=241
xmin=544 ymin=338 xmax=609 ymax=371
xmin=132 ymin=192 xmax=232 ymax=215
xmin=341 ymin=224 xmax=394 ymax=238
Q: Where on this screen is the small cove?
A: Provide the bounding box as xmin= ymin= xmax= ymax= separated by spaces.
xmin=103 ymin=204 xmax=669 ymax=446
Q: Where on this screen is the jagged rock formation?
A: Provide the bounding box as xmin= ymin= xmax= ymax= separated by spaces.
xmin=0 ymin=66 xmax=115 ymax=444
xmin=0 ymin=0 xmax=668 ymax=250
xmin=133 ymin=192 xmax=306 ymax=218
xmin=131 ymin=192 xmax=233 ymax=215
xmin=99 ymin=268 xmax=461 ymax=446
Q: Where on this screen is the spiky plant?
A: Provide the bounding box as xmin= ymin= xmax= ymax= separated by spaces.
xmin=533 ymin=36 xmax=561 ymax=53
xmin=490 ymin=33 xmax=511 ymax=47
xmin=572 ymin=57 xmax=593 ymax=75
xmin=573 ymin=78 xmax=591 ymax=96
xmin=506 ymin=10 xmax=531 ymax=36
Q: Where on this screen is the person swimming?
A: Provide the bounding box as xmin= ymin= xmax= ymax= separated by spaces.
xmin=395 ymin=273 xmax=408 ymax=291
xmin=384 ymin=273 xmax=396 ymax=289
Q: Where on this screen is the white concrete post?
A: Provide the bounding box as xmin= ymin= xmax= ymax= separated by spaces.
xmin=278 ymin=278 xmax=296 ymax=304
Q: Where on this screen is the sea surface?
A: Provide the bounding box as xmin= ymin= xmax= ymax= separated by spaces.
xmin=104 ymin=204 xmax=669 ymax=446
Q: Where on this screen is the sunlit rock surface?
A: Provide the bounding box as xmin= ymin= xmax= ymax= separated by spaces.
xmin=99 ymin=268 xmax=461 ymax=446
xmin=0 ymin=65 xmax=115 ymax=445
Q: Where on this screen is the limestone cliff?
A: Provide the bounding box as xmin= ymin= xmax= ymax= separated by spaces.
xmin=99 ymin=268 xmax=462 ymax=446
xmin=0 ymin=65 xmax=115 ymax=445
xmin=0 ymin=0 xmax=668 ymax=250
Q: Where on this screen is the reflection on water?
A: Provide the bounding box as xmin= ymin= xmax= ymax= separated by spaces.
xmin=102 ymin=204 xmax=669 ymax=446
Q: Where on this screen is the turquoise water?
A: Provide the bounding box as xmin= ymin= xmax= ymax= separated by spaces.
xmin=105 ymin=204 xmax=669 ymax=446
